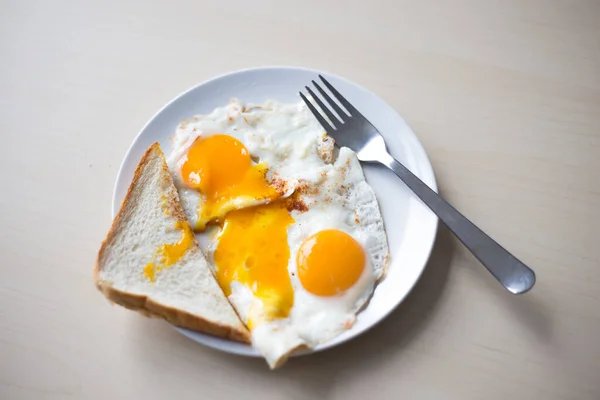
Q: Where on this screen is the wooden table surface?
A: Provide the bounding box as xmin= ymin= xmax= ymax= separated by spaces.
xmin=2 ymin=1 xmax=599 ymax=399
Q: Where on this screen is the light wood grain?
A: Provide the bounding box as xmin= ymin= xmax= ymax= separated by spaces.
xmin=1 ymin=0 xmax=599 ymax=399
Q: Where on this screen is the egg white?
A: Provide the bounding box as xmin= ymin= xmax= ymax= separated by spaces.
xmin=167 ymin=99 xmax=389 ymax=368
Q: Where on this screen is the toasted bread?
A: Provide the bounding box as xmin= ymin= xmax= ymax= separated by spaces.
xmin=94 ymin=143 xmax=250 ymax=343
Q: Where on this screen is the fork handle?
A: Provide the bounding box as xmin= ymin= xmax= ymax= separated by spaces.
xmin=381 ymin=153 xmax=535 ymax=294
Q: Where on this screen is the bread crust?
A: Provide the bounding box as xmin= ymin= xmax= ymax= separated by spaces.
xmin=94 ymin=143 xmax=251 ymax=344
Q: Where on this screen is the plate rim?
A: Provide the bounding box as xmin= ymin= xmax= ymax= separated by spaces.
xmin=112 ymin=65 xmax=439 ymax=358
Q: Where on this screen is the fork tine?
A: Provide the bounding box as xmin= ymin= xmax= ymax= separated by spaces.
xmin=311 ymin=80 xmax=349 ymax=122
xmin=305 ymin=86 xmax=341 ymax=128
xmin=300 ymin=91 xmax=335 ymax=133
xmin=318 ymin=75 xmax=361 ymax=116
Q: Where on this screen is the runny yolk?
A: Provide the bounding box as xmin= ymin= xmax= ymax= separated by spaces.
xmin=296 ymin=230 xmax=365 ymax=296
xmin=180 ymin=134 xmax=281 ymax=230
xmin=143 ymin=221 xmax=194 ymax=282
xmin=213 ymin=202 xmax=295 ymax=330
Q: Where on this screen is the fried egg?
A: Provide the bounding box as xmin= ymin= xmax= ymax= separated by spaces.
xmin=167 ymin=99 xmax=389 ymax=368
xmin=167 ymin=100 xmax=328 ymax=230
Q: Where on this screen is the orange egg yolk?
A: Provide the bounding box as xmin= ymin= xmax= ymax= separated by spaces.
xmin=180 ymin=134 xmax=281 ymax=230
xmin=297 ymin=230 xmax=365 ymax=296
xmin=213 ymin=202 xmax=294 ymax=329
xmin=144 ymin=221 xmax=194 ymax=282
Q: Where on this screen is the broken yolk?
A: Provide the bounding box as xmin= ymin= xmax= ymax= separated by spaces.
xmin=296 ymin=230 xmax=365 ymax=296
xmin=143 ymin=221 xmax=194 ymax=282
xmin=180 ymin=134 xmax=281 ymax=230
xmin=213 ymin=202 xmax=294 ymax=330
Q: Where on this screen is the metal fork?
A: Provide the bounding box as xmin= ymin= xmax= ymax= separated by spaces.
xmin=300 ymin=75 xmax=536 ymax=295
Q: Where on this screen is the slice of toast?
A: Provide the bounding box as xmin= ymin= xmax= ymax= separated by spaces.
xmin=94 ymin=143 xmax=250 ymax=343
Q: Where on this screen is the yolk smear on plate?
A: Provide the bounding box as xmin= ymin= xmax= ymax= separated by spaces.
xmin=296 ymin=229 xmax=365 ymax=296
xmin=144 ymin=221 xmax=194 ymax=282
xmin=213 ymin=202 xmax=294 ymax=329
xmin=180 ymin=134 xmax=282 ymax=230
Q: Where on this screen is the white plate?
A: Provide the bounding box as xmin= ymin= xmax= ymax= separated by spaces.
xmin=112 ymin=66 xmax=438 ymax=358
